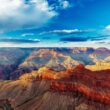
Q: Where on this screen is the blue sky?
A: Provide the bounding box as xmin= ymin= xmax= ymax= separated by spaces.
xmin=0 ymin=0 xmax=110 ymax=47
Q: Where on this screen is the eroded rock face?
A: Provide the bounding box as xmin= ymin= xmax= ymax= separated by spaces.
xmin=0 ymin=65 xmax=110 ymax=110
xmin=0 ymin=48 xmax=32 ymax=80
xmin=0 ymin=48 xmax=110 ymax=110
xmin=0 ymin=47 xmax=110 ymax=80
xmin=0 ymin=99 xmax=14 ymax=110
xmin=86 ymin=61 xmax=110 ymax=71
xmin=50 ymin=65 xmax=110 ymax=106
xmin=19 ymin=49 xmax=80 ymax=72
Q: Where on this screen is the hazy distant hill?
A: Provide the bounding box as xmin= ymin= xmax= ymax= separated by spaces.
xmin=0 ymin=47 xmax=110 ymax=80
xmin=0 ymin=48 xmax=33 ymax=80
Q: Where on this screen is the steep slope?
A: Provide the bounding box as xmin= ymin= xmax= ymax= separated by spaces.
xmin=0 ymin=48 xmax=32 ymax=80
xmin=0 ymin=99 xmax=14 ymax=110
xmin=1 ymin=47 xmax=110 ymax=80
xmin=20 ymin=49 xmax=80 ymax=71
xmin=50 ymin=65 xmax=110 ymax=106
xmin=0 ymin=79 xmax=51 ymax=110
xmin=0 ymin=65 xmax=110 ymax=110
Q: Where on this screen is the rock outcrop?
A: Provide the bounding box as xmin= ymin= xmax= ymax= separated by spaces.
xmin=0 ymin=65 xmax=110 ymax=110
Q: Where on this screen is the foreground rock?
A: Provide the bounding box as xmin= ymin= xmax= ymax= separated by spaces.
xmin=0 ymin=65 xmax=110 ymax=110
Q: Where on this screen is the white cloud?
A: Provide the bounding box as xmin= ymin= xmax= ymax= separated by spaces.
xmin=40 ymin=29 xmax=92 ymax=35
xmin=51 ymin=0 xmax=71 ymax=10
xmin=105 ymin=25 xmax=110 ymax=30
xmin=51 ymin=29 xmax=82 ymax=33
xmin=59 ymin=0 xmax=70 ymax=9
xmin=0 ymin=0 xmax=57 ymax=31
xmin=22 ymin=33 xmax=34 ymax=37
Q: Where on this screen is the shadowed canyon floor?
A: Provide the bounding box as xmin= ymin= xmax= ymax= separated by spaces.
xmin=0 ymin=48 xmax=110 ymax=110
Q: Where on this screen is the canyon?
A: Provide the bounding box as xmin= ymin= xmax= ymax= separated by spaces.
xmin=0 ymin=47 xmax=110 ymax=110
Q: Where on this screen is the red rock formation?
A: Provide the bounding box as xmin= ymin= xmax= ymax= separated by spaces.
xmin=50 ymin=65 xmax=110 ymax=105
xmin=50 ymin=82 xmax=110 ymax=104
xmin=1 ymin=64 xmax=110 ymax=110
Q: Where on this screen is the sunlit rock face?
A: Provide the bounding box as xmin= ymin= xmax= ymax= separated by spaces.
xmin=0 ymin=64 xmax=110 ymax=110
xmin=0 ymin=47 xmax=110 ymax=110
xmin=1 ymin=47 xmax=110 ymax=80
xmin=50 ymin=65 xmax=110 ymax=105
xmin=20 ymin=47 xmax=108 ymax=72
xmin=86 ymin=61 xmax=110 ymax=71
xmin=20 ymin=48 xmax=81 ymax=71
